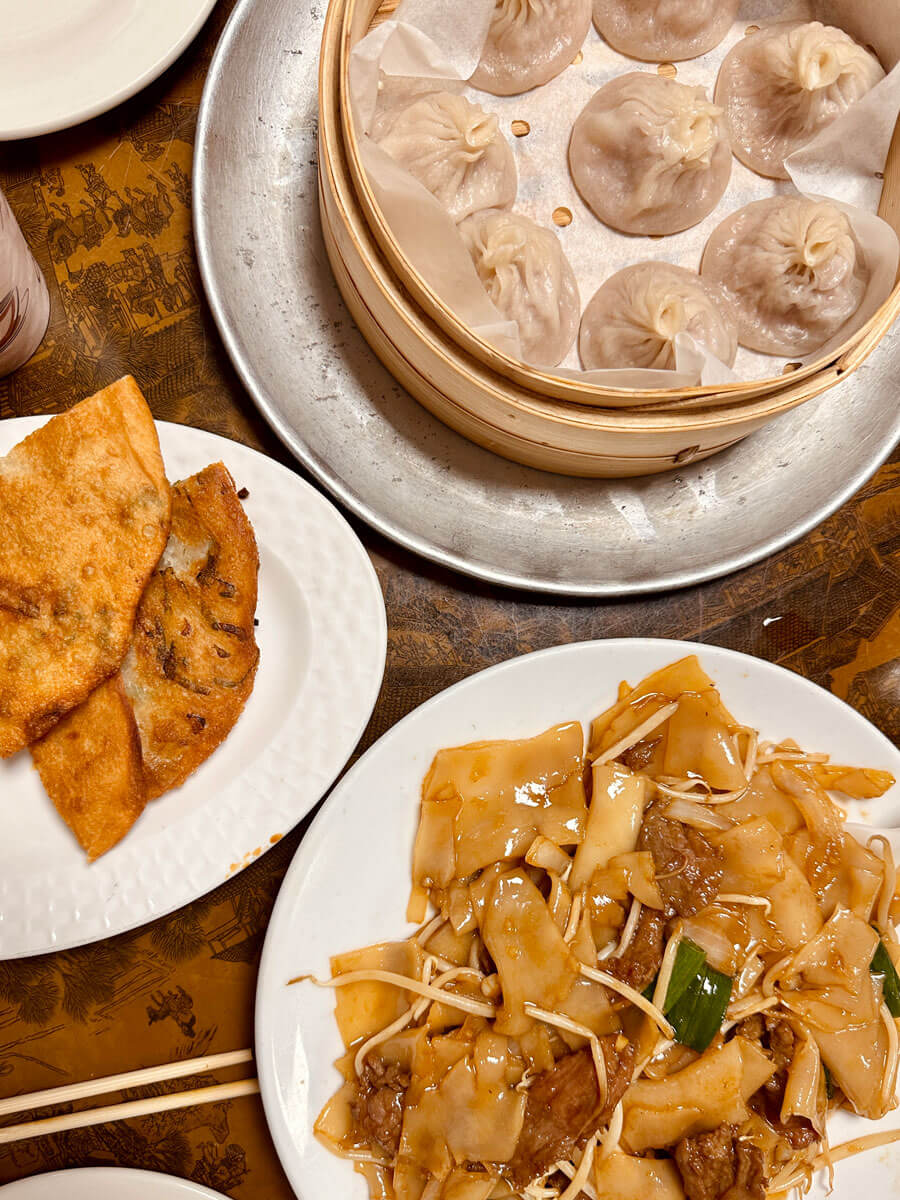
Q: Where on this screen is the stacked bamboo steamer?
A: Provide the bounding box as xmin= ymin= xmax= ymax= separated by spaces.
xmin=319 ymin=0 xmax=900 ymax=477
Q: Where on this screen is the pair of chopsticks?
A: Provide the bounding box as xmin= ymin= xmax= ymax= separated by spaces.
xmin=0 ymin=1048 xmax=258 ymax=1145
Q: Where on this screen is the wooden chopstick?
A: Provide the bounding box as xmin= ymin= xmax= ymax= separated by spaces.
xmin=0 ymin=1048 xmax=254 ymax=1119
xmin=0 ymin=1079 xmax=260 ymax=1145
xmin=0 ymin=1048 xmax=258 ymax=1145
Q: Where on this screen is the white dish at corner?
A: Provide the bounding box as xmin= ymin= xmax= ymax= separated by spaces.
xmin=254 ymin=638 xmax=900 ymax=1200
xmin=0 ymin=0 xmax=217 ymax=140
xmin=0 ymin=418 xmax=387 ymax=959
xmin=0 ymin=1168 xmax=229 ymax=1198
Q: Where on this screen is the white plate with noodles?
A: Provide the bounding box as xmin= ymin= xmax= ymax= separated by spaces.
xmin=256 ymin=639 xmax=900 ymax=1200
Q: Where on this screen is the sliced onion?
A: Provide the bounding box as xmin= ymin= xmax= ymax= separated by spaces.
xmin=662 ymin=798 xmax=734 ymax=831
xmin=526 ymin=835 xmax=573 ymax=878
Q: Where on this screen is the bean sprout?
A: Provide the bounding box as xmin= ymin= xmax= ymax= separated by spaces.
xmin=594 ymin=703 xmax=678 ymax=767
xmin=579 ymin=964 xmax=674 ymax=1037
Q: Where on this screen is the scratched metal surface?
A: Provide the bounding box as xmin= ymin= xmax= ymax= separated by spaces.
xmin=193 ymin=0 xmax=900 ymax=597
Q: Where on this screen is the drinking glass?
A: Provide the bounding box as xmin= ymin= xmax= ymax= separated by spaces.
xmin=0 ymin=186 xmax=50 ymax=377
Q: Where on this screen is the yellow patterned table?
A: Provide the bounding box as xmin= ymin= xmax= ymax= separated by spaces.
xmin=0 ymin=1 xmax=898 ymax=1194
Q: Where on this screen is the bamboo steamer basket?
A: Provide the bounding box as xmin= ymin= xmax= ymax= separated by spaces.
xmin=318 ymin=0 xmax=900 ymax=475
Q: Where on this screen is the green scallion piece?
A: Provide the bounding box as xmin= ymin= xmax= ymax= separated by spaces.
xmin=640 ymin=938 xmax=707 ymax=1010
xmin=663 ymin=938 xmax=707 ymax=1013
xmin=666 ymin=962 xmax=734 ymax=1052
xmin=871 ymin=941 xmax=900 ymax=1017
xmin=638 ymin=938 xmax=731 ymax=1050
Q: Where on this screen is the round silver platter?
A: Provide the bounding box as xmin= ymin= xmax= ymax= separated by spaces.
xmin=194 ymin=0 xmax=900 ymax=598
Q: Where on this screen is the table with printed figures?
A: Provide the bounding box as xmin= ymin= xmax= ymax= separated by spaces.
xmin=0 ymin=0 xmax=898 ymax=1194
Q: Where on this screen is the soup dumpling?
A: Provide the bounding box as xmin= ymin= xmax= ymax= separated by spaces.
xmin=459 ymin=210 xmax=580 ymax=367
xmin=579 ymin=261 xmax=738 ymax=371
xmin=470 ymin=0 xmax=592 ymax=97
xmin=716 ymin=22 xmax=885 ymax=180
xmin=569 ymin=72 xmax=732 ymax=236
xmin=594 ymin=0 xmax=741 ymax=63
xmin=373 ymin=92 xmax=517 ymax=223
xmin=700 ymin=196 xmax=870 ymax=356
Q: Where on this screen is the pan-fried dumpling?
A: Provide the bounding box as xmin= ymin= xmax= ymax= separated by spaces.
xmin=716 ymin=22 xmax=885 ymax=180
xmin=569 ymin=73 xmax=732 ymax=236
xmin=593 ymin=0 xmax=741 ymax=63
xmin=579 ymin=262 xmax=738 ymax=371
xmin=701 ymin=196 xmax=870 ymax=356
xmin=372 ymin=92 xmax=517 ymax=223
xmin=459 ymin=210 xmax=579 ymax=367
xmin=470 ymin=0 xmax=591 ymax=97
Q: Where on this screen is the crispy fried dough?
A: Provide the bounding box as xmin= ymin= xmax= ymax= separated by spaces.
xmin=31 ymin=676 xmax=146 ymax=861
xmin=0 ymin=377 xmax=170 ymax=757
xmin=123 ymin=461 xmax=259 ymax=799
xmin=32 ymin=462 xmax=259 ymax=858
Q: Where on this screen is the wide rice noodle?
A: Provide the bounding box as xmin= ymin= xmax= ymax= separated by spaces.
xmin=304 ymin=654 xmax=899 ymax=1200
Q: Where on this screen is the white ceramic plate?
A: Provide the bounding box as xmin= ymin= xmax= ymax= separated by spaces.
xmin=255 ymin=639 xmax=900 ymax=1200
xmin=0 ymin=1168 xmax=227 ymax=1198
xmin=0 ymin=418 xmax=386 ymax=959
xmin=0 ymin=0 xmax=217 ymax=140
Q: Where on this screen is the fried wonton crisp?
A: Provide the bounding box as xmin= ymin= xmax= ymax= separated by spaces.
xmin=32 ymin=462 xmax=260 ymax=858
xmin=31 ymin=676 xmax=146 ymax=861
xmin=123 ymin=461 xmax=260 ymax=800
xmin=0 ymin=377 xmax=170 ymax=756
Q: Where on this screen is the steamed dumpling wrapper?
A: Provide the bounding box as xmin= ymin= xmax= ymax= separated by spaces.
xmin=594 ymin=0 xmax=741 ymax=63
xmin=470 ymin=0 xmax=591 ymax=96
xmin=569 ymin=73 xmax=732 ymax=237
xmin=459 ymin=210 xmax=580 ymax=367
xmin=372 ymin=91 xmax=517 ymax=223
xmin=717 ymin=21 xmax=885 ymax=180
xmin=579 ymin=262 xmax=738 ymax=372
xmin=701 ymin=196 xmax=871 ymax=356
xmin=347 ymin=0 xmax=900 ymax=385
